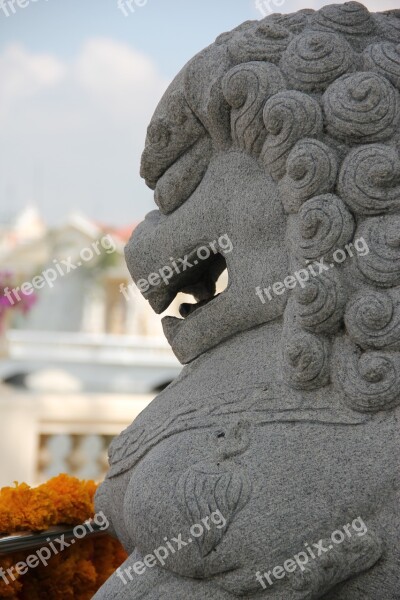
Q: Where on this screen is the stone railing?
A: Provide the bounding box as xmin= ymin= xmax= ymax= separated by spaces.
xmin=0 ymin=385 xmax=153 ymax=487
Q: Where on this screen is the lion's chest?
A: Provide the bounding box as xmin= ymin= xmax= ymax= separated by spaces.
xmin=123 ymin=415 xmax=396 ymax=593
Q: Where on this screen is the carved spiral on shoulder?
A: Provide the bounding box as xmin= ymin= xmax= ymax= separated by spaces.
xmin=322 ymin=72 xmax=400 ymax=144
xmin=261 ymin=91 xmax=323 ymax=181
xmin=280 ymin=32 xmax=356 ymax=92
xmin=311 ymin=2 xmax=375 ymax=38
xmin=297 ymin=194 xmax=355 ymax=261
xmin=356 ymin=216 xmax=400 ymax=288
xmin=338 ymin=145 xmax=400 ymax=216
xmin=333 ymin=337 xmax=400 ymax=412
xmin=345 ymin=289 xmax=400 ymax=351
xmin=279 ymin=139 xmax=339 ymax=213
xmin=295 ymin=271 xmax=347 ymax=335
xmin=283 ymin=330 xmax=330 ymax=390
xmin=363 ymin=43 xmax=400 ymax=91
xmin=221 ymin=62 xmax=286 ymax=157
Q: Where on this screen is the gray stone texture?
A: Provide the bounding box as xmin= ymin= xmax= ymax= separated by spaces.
xmin=94 ymin=3 xmax=400 ymax=598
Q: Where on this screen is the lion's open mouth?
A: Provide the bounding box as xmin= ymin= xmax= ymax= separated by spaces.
xmin=176 ymin=251 xmax=227 ymax=317
xmin=178 ymin=293 xmax=221 ymax=318
xmin=145 ymin=249 xmax=228 ymax=343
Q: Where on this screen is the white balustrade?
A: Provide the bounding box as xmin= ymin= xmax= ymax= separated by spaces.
xmin=0 ymin=385 xmax=153 ymax=487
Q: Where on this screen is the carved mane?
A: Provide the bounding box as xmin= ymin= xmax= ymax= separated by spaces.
xmin=140 ymin=3 xmax=400 ymax=413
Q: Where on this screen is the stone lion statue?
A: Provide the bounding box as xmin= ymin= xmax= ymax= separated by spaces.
xmin=94 ymin=3 xmax=400 ymax=598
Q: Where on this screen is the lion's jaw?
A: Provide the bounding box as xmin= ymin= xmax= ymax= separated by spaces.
xmin=125 ymin=150 xmax=288 ymax=363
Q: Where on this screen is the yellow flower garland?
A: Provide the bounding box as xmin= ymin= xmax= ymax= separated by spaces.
xmin=0 ymin=475 xmax=127 ymax=599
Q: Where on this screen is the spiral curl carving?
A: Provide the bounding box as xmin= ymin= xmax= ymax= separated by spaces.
xmin=356 ymin=216 xmax=400 ymax=288
xmin=363 ymin=43 xmax=400 ymax=90
xmin=283 ymin=331 xmax=331 ymax=390
xmin=280 ymin=32 xmax=356 ymax=92
xmin=228 ymin=22 xmax=292 ymax=65
xmin=338 ymin=145 xmax=400 ymax=216
xmin=322 ymin=72 xmax=400 ymax=144
xmin=280 ymin=139 xmax=339 ymax=213
xmin=311 ymin=2 xmax=375 ymax=38
xmin=333 ymin=338 xmax=400 ymax=412
xmin=261 ymin=91 xmax=323 ymax=181
xmin=345 ymin=289 xmax=400 ymax=351
xmin=221 ymin=63 xmax=286 ymax=157
xmin=267 ymin=11 xmax=312 ymax=34
xmin=295 ymin=271 xmax=347 ymax=335
xmin=297 ymin=194 xmax=355 ymax=261
xmin=376 ymin=13 xmax=400 ymax=44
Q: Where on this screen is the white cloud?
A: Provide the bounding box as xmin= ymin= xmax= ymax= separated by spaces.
xmin=0 ymin=39 xmax=169 ymax=224
xmin=75 ymin=39 xmax=167 ymax=118
xmin=0 ymin=44 xmax=65 ymax=116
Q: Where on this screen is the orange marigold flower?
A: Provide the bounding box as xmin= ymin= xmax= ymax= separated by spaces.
xmin=0 ymin=483 xmax=57 ymax=533
xmin=39 ymin=475 xmax=96 ymax=525
xmin=0 ymin=475 xmax=127 ymax=598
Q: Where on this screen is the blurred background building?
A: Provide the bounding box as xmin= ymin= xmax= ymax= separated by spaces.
xmin=0 ymin=206 xmax=181 ymax=487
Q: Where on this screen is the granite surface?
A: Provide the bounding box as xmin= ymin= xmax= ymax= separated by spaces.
xmin=94 ymin=4 xmax=400 ymax=597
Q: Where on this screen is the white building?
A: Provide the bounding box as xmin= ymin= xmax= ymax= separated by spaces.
xmin=0 ymin=208 xmax=183 ymax=486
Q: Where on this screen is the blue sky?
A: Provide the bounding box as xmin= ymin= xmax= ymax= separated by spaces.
xmin=0 ymin=0 xmax=261 ymax=76
xmin=0 ymin=0 xmax=390 ymax=226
